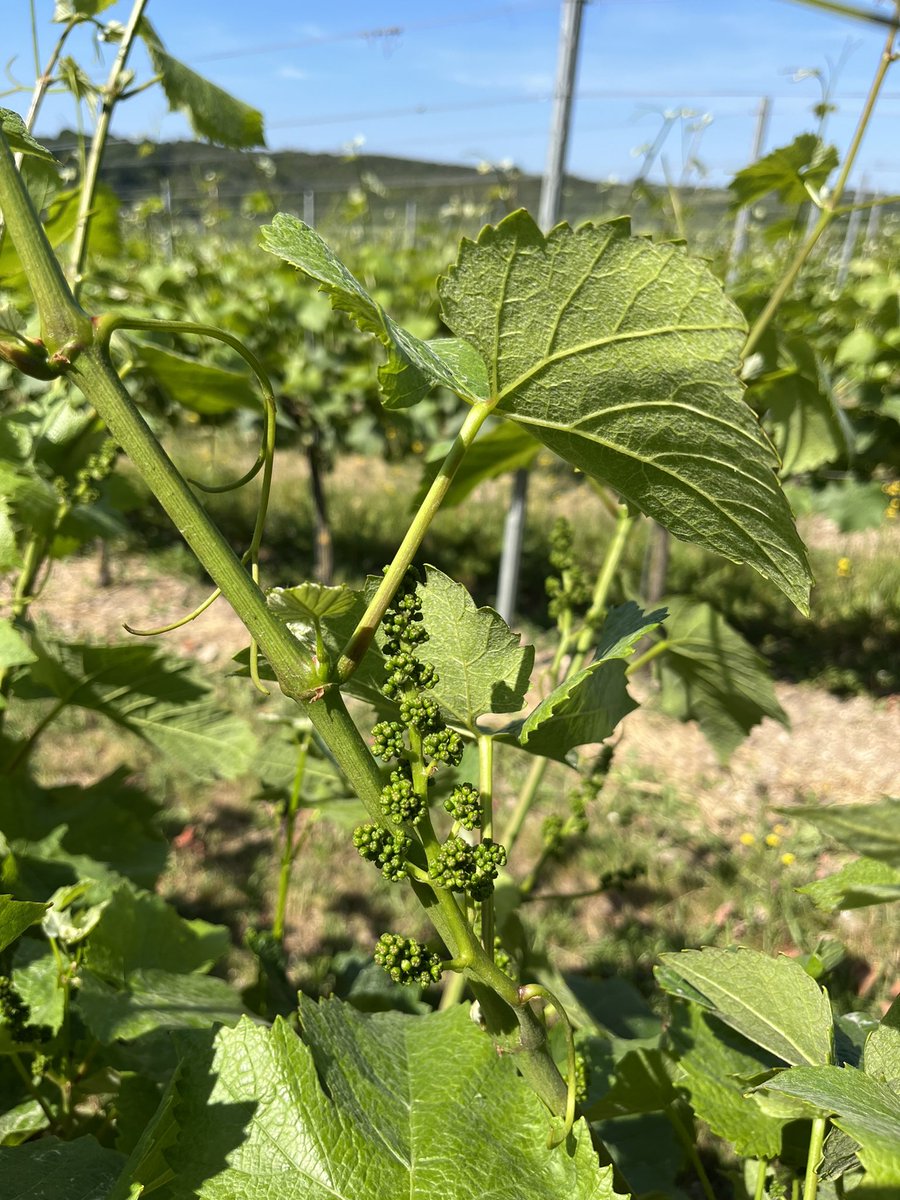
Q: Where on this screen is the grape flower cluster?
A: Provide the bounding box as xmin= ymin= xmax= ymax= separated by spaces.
xmin=373 ymin=933 xmax=443 ymax=986
xmin=355 ymin=566 xmax=511 ymax=984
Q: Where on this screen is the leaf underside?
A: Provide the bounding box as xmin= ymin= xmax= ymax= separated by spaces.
xmin=438 ymin=211 xmax=811 ymax=612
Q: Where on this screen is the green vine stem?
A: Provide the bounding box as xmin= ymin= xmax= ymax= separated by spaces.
xmin=803 ymin=1117 xmax=828 ymax=1200
xmin=336 ymin=397 xmax=496 ymax=683
xmin=517 ymin=983 xmax=577 ymax=1146
xmin=478 ymin=733 xmax=496 ymax=958
xmin=96 ymin=313 xmax=278 ymax=691
xmin=68 ymin=0 xmax=150 ymax=294
xmin=272 ymin=730 xmax=312 ymax=943
xmin=742 ymin=15 xmax=897 ymax=358
xmin=754 ymin=1159 xmax=768 ymax=1200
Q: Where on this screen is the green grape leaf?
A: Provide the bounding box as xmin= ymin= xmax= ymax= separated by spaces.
xmin=0 ymin=500 xmax=23 ymax=575
xmin=417 ymin=565 xmax=534 ymax=730
xmin=83 ymin=884 xmax=228 ymax=984
xmin=591 ymin=1112 xmax=684 ymax=1199
xmin=799 ymin=857 xmax=900 ymax=911
xmin=0 ymin=109 xmax=56 ymax=163
xmin=582 ymin=1047 xmax=677 ymax=1120
xmin=263 ymin=580 xmax=389 ymax=711
xmin=54 ymin=0 xmax=117 ymax=18
xmin=656 ymin=596 xmax=788 ymax=763
xmin=108 ymin=1068 xmax=181 ymax=1200
xmin=438 ymin=209 xmax=811 ymax=612
xmin=563 ymin=974 xmax=663 ymax=1053
xmin=755 ymin=1065 xmax=900 ymax=1184
xmin=260 ymin=214 xmax=489 ymax=409
xmin=0 ymin=769 xmax=167 ymax=893
xmin=0 ymin=618 xmax=36 ymax=674
xmin=414 ymin=422 xmax=542 ymax=508
xmin=788 ymin=798 xmax=900 ymax=866
xmin=0 ymin=1099 xmax=48 ymax=1147
xmin=668 ymin=1002 xmax=785 ymax=1159
xmin=0 ymin=895 xmax=47 ymax=952
xmin=511 ymin=659 xmax=637 ymax=763
xmin=136 ymin=1002 xmax=621 ymax=1200
xmin=267 ymin=582 xmax=357 ymax=627
xmin=0 ymin=299 xmax=26 ymax=338
xmin=139 ymin=21 xmax=264 ymax=149
xmin=18 ymin=638 xmax=257 ymax=781
xmin=596 ymin=601 xmax=667 ymax=660
xmin=135 ymin=342 xmax=259 ymax=415
xmin=657 ymin=947 xmax=833 ymax=1066
xmin=0 ymin=1136 xmax=125 ymax=1199
xmin=754 ymin=358 xmax=853 ymax=475
xmin=77 ymin=967 xmax=244 ymax=1043
xmin=865 ymin=1000 xmax=900 ymax=1086
xmin=728 ymin=134 xmax=839 ymax=207
xmin=13 ymin=941 xmax=65 ymax=1033
xmin=792 ymin=478 xmax=890 ymax=532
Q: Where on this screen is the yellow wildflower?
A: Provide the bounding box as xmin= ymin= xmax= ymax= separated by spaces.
xmin=765 ymin=833 xmax=781 ymax=847
xmin=739 ymin=832 xmax=756 ymax=847
xmin=781 ymin=852 xmax=796 ymax=866
xmin=773 ymin=823 xmax=787 ymax=836
xmin=837 ymin=557 xmax=851 ymax=577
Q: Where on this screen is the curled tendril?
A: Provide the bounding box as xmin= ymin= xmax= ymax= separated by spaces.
xmin=189 ymin=449 xmax=265 ymax=494
xmin=518 ymin=982 xmax=577 ymax=1147
xmin=99 ymin=314 xmax=276 ymax=697
xmin=124 ymin=584 xmax=223 ymax=637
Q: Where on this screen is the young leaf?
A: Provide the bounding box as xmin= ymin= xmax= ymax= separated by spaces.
xmin=438 ymin=210 xmax=811 ymax=612
xmin=728 ymin=134 xmax=839 ymax=207
xmin=657 ymin=947 xmax=833 ymax=1066
xmin=0 ymin=1136 xmax=125 ymax=1200
xmin=656 ymin=597 xmax=788 ymax=763
xmin=53 ymin=0 xmax=117 ymax=18
xmin=668 ymin=1002 xmax=785 ymax=1159
xmin=260 ymin=214 xmax=489 ymax=409
xmin=755 ymin=1065 xmax=900 ymax=1185
xmin=0 ymin=895 xmax=46 ymax=953
xmin=267 ymin=582 xmax=357 ymax=626
xmin=136 ymin=1003 xmax=620 ymax=1200
xmin=512 ymin=659 xmax=636 ymax=763
xmin=0 ymin=110 xmax=56 ymax=163
xmin=799 ymin=857 xmax=900 ymax=911
xmin=416 ymin=565 xmax=534 ymax=730
xmin=12 ymin=941 xmax=65 ymax=1033
xmin=596 ymin=601 xmax=667 ymax=660
xmin=139 ymin=20 xmax=264 ymax=149
xmin=789 ymin=797 xmax=900 ymax=866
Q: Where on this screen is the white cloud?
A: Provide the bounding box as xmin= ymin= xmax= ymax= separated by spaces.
xmin=278 ymin=66 xmax=309 ymax=81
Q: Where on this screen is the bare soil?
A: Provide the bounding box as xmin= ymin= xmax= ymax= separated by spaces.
xmin=37 ymin=550 xmax=900 ymax=825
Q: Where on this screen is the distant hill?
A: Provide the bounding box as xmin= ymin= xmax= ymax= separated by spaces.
xmin=45 ymin=132 xmax=735 ymax=240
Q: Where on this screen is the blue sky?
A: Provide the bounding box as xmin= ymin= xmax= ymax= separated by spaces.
xmin=5 ymin=1 xmax=900 ymax=191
